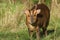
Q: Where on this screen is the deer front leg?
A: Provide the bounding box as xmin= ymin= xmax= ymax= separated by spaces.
xmin=36 ymin=26 xmax=40 ymax=40
xmin=28 ymin=29 xmax=33 ymax=40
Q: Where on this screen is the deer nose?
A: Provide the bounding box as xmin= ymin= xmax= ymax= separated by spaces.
xmin=31 ymin=15 xmax=34 ymax=24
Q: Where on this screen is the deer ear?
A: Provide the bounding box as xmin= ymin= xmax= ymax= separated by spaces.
xmin=25 ymin=10 xmax=29 ymax=15
xmin=36 ymin=9 xmax=41 ymax=14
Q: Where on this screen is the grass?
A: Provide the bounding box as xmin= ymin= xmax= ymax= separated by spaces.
xmin=0 ymin=2 xmax=60 ymax=40
xmin=0 ymin=29 xmax=29 ymax=40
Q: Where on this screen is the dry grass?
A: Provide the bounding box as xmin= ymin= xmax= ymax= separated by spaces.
xmin=0 ymin=2 xmax=60 ymax=40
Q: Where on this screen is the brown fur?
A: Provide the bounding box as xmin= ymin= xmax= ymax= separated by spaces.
xmin=25 ymin=3 xmax=50 ymax=40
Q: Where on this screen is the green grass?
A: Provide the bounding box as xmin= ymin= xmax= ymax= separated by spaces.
xmin=0 ymin=28 xmax=29 ymax=40
xmin=0 ymin=2 xmax=60 ymax=40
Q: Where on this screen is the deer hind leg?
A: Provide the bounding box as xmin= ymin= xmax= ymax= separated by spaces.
xmin=42 ymin=22 xmax=47 ymax=36
xmin=42 ymin=27 xmax=47 ymax=36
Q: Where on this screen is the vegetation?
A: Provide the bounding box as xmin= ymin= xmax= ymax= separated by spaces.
xmin=0 ymin=0 xmax=60 ymax=40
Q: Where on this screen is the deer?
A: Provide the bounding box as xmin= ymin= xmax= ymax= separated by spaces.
xmin=25 ymin=3 xmax=50 ymax=40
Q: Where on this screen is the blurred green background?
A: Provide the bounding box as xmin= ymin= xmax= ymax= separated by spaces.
xmin=0 ymin=0 xmax=60 ymax=40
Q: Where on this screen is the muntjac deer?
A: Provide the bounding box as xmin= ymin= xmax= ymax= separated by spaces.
xmin=25 ymin=3 xmax=50 ymax=40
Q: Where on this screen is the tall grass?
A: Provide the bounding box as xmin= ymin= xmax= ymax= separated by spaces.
xmin=0 ymin=1 xmax=60 ymax=40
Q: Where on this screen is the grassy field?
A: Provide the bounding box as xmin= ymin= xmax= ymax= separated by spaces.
xmin=0 ymin=2 xmax=60 ymax=40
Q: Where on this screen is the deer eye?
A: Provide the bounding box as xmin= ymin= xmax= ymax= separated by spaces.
xmin=34 ymin=15 xmax=36 ymax=16
xmin=28 ymin=15 xmax=30 ymax=17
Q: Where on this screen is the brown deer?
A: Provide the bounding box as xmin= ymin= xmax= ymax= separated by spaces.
xmin=25 ymin=3 xmax=50 ymax=40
